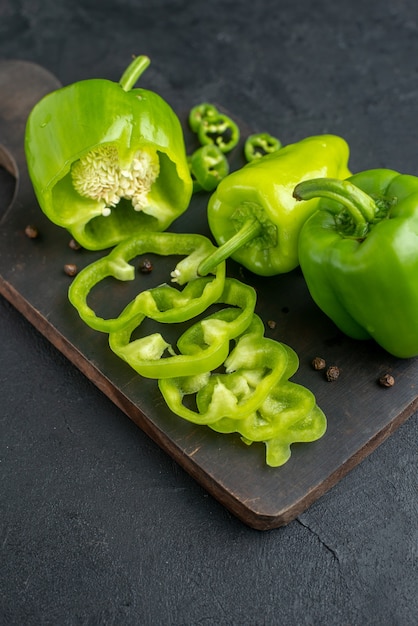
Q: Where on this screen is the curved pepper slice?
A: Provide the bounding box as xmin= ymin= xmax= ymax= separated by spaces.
xmin=244 ymin=133 xmax=282 ymax=162
xmin=25 ymin=56 xmax=193 ymax=250
xmin=210 ymin=381 xmax=327 ymax=467
xmin=108 ymin=278 xmax=256 ymax=379
xmin=294 ymin=170 xmax=418 ymax=358
xmin=200 ymin=134 xmax=351 ymax=277
xmin=158 ymin=314 xmax=299 ymax=425
xmin=188 ymin=102 xmax=240 ymax=154
xmin=68 ymin=231 xmax=226 ymax=333
xmin=189 ymin=144 xmax=230 ymax=192
xmin=188 ymin=103 xmax=219 ymax=133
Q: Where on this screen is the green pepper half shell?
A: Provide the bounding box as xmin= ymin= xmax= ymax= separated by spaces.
xmin=24 ymin=56 xmax=193 ymax=250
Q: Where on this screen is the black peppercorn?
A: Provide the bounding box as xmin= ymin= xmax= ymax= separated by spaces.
xmin=68 ymin=238 xmax=82 ymax=251
xmin=325 ymin=365 xmax=340 ymax=382
xmin=379 ymin=373 xmax=395 ymax=388
xmin=139 ymin=258 xmax=153 ymax=273
xmin=24 ymin=224 xmax=39 ymax=239
xmin=64 ymin=263 xmax=78 ymax=277
xmin=312 ymin=356 xmax=326 ymax=371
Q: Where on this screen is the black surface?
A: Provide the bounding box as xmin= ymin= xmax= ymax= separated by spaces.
xmin=1 ymin=0 xmax=417 ymax=624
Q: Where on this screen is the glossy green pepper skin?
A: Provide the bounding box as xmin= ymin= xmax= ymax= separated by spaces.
xmin=294 ymin=169 xmax=418 ymax=358
xmin=205 ymin=135 xmax=351 ymax=276
xmin=25 ymin=56 xmax=193 ymax=250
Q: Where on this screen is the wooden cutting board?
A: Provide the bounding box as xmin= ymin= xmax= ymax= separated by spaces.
xmin=1 ymin=60 xmax=416 ymax=530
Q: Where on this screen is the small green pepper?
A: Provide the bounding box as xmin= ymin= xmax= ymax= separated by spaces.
xmin=200 ymin=134 xmax=351 ymax=277
xmin=294 ymin=170 xmax=418 ymax=358
xmin=108 ymin=278 xmax=256 ymax=379
xmin=244 ymin=132 xmax=282 ymax=162
xmin=25 ymin=56 xmax=193 ymax=250
xmin=68 ymin=232 xmax=226 ymax=332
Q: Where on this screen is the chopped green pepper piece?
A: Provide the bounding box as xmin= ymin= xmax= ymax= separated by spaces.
xmin=25 ymin=56 xmax=193 ymax=250
xmin=189 ymin=144 xmax=230 ymax=192
xmin=200 ymin=134 xmax=351 ymax=277
xmin=158 ymin=314 xmax=299 ymax=424
xmin=294 ymin=170 xmax=418 ymax=358
xmin=244 ymin=133 xmax=282 ymax=162
xmin=159 ymin=313 xmax=326 ymax=467
xmin=108 ymin=277 xmax=256 ymax=379
xmin=68 ymin=232 xmax=226 ymax=332
xmin=189 ymin=103 xmax=240 ymax=154
xmin=188 ymin=103 xmax=219 ymax=133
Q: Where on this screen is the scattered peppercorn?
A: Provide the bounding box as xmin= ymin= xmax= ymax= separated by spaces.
xmin=24 ymin=224 xmax=39 ymax=239
xmin=267 ymin=320 xmax=277 ymax=330
xmin=64 ymin=263 xmax=78 ymax=277
xmin=312 ymin=356 xmax=326 ymax=371
xmin=139 ymin=258 xmax=153 ymax=273
xmin=68 ymin=238 xmax=82 ymax=251
xmin=325 ymin=365 xmax=340 ymax=382
xmin=379 ymin=373 xmax=395 ymax=388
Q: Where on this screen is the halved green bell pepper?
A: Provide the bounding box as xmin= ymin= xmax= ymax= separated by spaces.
xmin=68 ymin=231 xmax=226 ymax=332
xmin=25 ymin=56 xmax=193 ymax=250
xmin=294 ymin=170 xmax=418 ymax=358
xmin=201 ymin=134 xmax=351 ymax=277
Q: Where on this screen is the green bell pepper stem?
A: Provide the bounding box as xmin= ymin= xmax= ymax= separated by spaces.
xmin=119 ymin=55 xmax=151 ymax=91
xmin=198 ymin=217 xmax=262 ymax=276
xmin=293 ymin=177 xmax=377 ymax=237
xmin=68 ymin=231 xmax=226 ymax=333
xmin=108 ymin=277 xmax=257 ymax=379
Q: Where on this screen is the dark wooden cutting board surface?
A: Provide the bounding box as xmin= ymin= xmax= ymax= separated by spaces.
xmin=1 ymin=60 xmax=417 ymax=529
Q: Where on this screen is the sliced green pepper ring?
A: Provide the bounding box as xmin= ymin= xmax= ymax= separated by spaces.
xmin=244 ymin=133 xmax=282 ymax=162
xmin=158 ymin=314 xmax=300 ymax=425
xmin=203 ymin=376 xmax=326 ymax=467
xmin=188 ymin=103 xmax=219 ymax=133
xmin=189 ymin=144 xmax=230 ymax=192
xmin=68 ymin=231 xmax=226 ymax=333
xmin=197 ymin=112 xmax=240 ymax=153
xmin=108 ymin=277 xmax=257 ymax=379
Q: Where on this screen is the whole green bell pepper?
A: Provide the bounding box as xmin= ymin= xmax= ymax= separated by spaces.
xmin=68 ymin=231 xmax=226 ymax=332
xmin=25 ymin=56 xmax=193 ymax=250
xmin=200 ymin=134 xmax=351 ymax=277
xmin=294 ymin=170 xmax=418 ymax=358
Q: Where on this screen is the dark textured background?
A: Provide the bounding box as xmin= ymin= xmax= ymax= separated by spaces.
xmin=1 ymin=1 xmax=417 ymax=624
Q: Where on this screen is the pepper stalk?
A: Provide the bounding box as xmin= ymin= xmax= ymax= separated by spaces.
xmin=293 ymin=177 xmax=378 ymax=239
